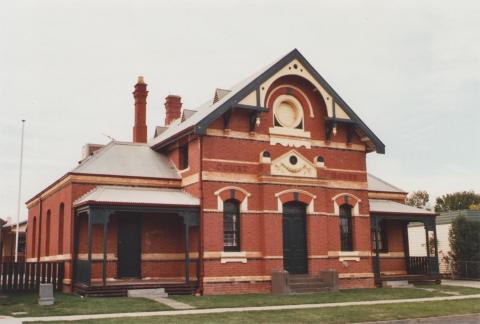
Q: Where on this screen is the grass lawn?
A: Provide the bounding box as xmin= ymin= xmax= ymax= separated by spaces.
xmin=172 ymin=284 xmax=480 ymax=309
xmin=2 ymin=285 xmax=479 ymax=319
xmin=0 ymin=292 xmax=169 ymax=317
xmin=47 ymin=298 xmax=480 ymax=324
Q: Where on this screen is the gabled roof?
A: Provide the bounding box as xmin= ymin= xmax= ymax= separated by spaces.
xmin=150 ymin=49 xmax=385 ymax=153
xmin=369 ymin=199 xmax=435 ymax=215
xmin=367 ymin=173 xmax=406 ymax=193
xmin=74 ymin=185 xmax=199 ymax=207
xmin=73 ymin=141 xmax=180 ymax=179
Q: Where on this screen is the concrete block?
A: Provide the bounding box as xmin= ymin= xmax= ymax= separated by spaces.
xmin=271 ymin=270 xmax=290 ymax=295
xmin=319 ymin=269 xmax=339 ymax=291
xmin=38 ymin=283 xmax=54 ymax=306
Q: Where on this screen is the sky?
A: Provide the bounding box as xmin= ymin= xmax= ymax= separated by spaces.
xmin=1 ymin=0 xmax=479 ymax=222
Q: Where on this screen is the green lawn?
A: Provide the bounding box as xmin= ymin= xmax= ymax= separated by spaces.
xmin=47 ymin=299 xmax=480 ymax=324
xmin=0 ymin=292 xmax=169 ymax=317
xmin=172 ymin=285 xmax=480 ymax=309
xmin=2 ymin=285 xmax=479 ymax=318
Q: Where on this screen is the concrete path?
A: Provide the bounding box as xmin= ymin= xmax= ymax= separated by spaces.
xmin=361 ymin=313 xmax=480 ymax=324
xmin=16 ymin=293 xmax=480 ymax=323
xmin=442 ymin=279 xmax=480 ymax=288
xmin=151 ymin=297 xmax=194 ymax=310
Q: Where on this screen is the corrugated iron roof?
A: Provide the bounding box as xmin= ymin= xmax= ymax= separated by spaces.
xmin=72 ymin=141 xmax=180 ymax=179
xmin=74 ymin=185 xmax=199 ymax=207
xmin=367 ymin=173 xmax=406 ymax=193
xmin=369 ymin=199 xmax=435 ymax=215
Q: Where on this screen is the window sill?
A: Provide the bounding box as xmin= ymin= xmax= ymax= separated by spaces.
xmin=339 ymin=251 xmax=360 ymax=262
xmin=220 ymin=251 xmax=247 ymax=264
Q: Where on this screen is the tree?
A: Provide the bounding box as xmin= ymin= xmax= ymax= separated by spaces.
xmin=448 ymin=216 xmax=480 ymax=277
xmin=435 ymin=191 xmax=480 ymax=212
xmin=406 ymin=190 xmax=430 ymax=208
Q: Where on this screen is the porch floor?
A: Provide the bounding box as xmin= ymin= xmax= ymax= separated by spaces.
xmin=74 ymin=279 xmax=198 ymax=297
xmin=378 ymin=274 xmax=441 ymax=287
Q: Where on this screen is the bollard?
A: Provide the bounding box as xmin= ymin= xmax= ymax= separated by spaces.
xmin=38 ymin=283 xmax=54 ymax=306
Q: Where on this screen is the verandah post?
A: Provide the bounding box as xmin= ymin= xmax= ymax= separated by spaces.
xmin=86 ymin=211 xmax=92 ymax=286
xmin=372 ymin=216 xmax=381 ymax=284
xmin=184 ymin=222 xmax=190 ymax=284
xmin=424 ymin=223 xmax=430 ymax=275
xmin=102 ymin=220 xmax=109 ymax=287
xmin=433 ymin=222 xmax=439 ymax=274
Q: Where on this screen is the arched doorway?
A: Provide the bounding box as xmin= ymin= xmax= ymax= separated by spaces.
xmin=282 ymin=201 xmax=308 ymax=274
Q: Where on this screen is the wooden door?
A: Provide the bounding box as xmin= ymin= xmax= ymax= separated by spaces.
xmin=117 ymin=215 xmax=141 ymax=278
xmin=282 ymin=202 xmax=308 ymax=274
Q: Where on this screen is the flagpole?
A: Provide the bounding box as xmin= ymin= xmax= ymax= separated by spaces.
xmin=15 ymin=119 xmax=26 ymax=262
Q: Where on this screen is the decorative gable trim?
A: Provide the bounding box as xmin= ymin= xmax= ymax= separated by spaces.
xmin=270 ymin=149 xmax=317 ymax=179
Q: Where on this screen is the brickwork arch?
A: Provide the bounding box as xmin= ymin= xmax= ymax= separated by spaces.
xmin=332 ymin=193 xmax=361 ymax=216
xmin=214 ymin=186 xmax=251 ymax=211
xmin=275 ymin=189 xmax=316 ymax=213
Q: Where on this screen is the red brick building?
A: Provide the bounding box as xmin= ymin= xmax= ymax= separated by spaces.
xmin=25 ymin=49 xmax=439 ymax=295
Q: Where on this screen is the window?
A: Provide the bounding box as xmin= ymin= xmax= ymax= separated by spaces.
xmin=179 ymin=143 xmax=189 ymax=170
xmin=339 ymin=204 xmax=353 ymax=251
xmin=223 ymin=199 xmax=240 ymax=251
xmin=45 ymin=210 xmax=51 ymax=256
xmin=273 ymin=95 xmax=304 ymax=129
xmin=58 ymin=203 xmax=64 ymax=254
xmin=316 ymin=156 xmax=325 ymax=167
xmin=18 ymin=236 xmax=26 ymax=253
xmin=372 ymin=222 xmax=388 ymax=252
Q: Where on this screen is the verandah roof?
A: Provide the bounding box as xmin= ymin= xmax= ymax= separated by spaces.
xmin=369 ymin=199 xmax=435 ymax=216
xmin=73 ymin=185 xmax=200 ymax=207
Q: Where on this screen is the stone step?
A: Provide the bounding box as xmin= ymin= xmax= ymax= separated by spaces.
xmin=127 ymin=288 xmax=168 ymax=298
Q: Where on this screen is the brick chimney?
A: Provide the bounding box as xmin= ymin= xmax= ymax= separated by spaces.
xmin=133 ymin=76 xmax=148 ymax=143
xmin=164 ymin=95 xmax=182 ymax=126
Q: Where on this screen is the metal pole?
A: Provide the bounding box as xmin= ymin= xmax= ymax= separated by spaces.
xmin=15 ymin=119 xmax=26 ymax=262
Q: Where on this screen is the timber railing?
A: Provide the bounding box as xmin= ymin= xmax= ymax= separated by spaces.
xmin=0 ymin=261 xmax=64 ymax=292
xmin=407 ymin=256 xmax=439 ymax=275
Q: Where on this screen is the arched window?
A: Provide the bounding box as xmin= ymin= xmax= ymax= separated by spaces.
xmin=32 ymin=217 xmax=37 ymax=257
xmin=339 ymin=204 xmax=353 ymax=251
xmin=45 ymin=210 xmax=51 ymax=256
xmin=58 ymin=203 xmax=64 ymax=254
xmin=316 ymin=156 xmax=325 ymax=167
xmin=223 ymin=199 xmax=240 ymax=251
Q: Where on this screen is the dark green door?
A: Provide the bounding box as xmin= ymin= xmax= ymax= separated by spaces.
xmin=117 ymin=215 xmax=142 ymax=278
xmin=283 ymin=202 xmax=308 ymax=274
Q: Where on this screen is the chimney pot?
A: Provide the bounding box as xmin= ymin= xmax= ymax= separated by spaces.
xmin=164 ymin=95 xmax=182 ymax=126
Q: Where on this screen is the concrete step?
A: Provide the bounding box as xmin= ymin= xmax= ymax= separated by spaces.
xmin=383 ymin=280 xmax=414 ymax=288
xmin=127 ymin=288 xmax=168 ymax=298
xmin=289 ymin=277 xmax=324 ymax=284
xmin=290 ymin=286 xmax=331 ymax=293
xmin=289 ymin=282 xmax=329 ymax=289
